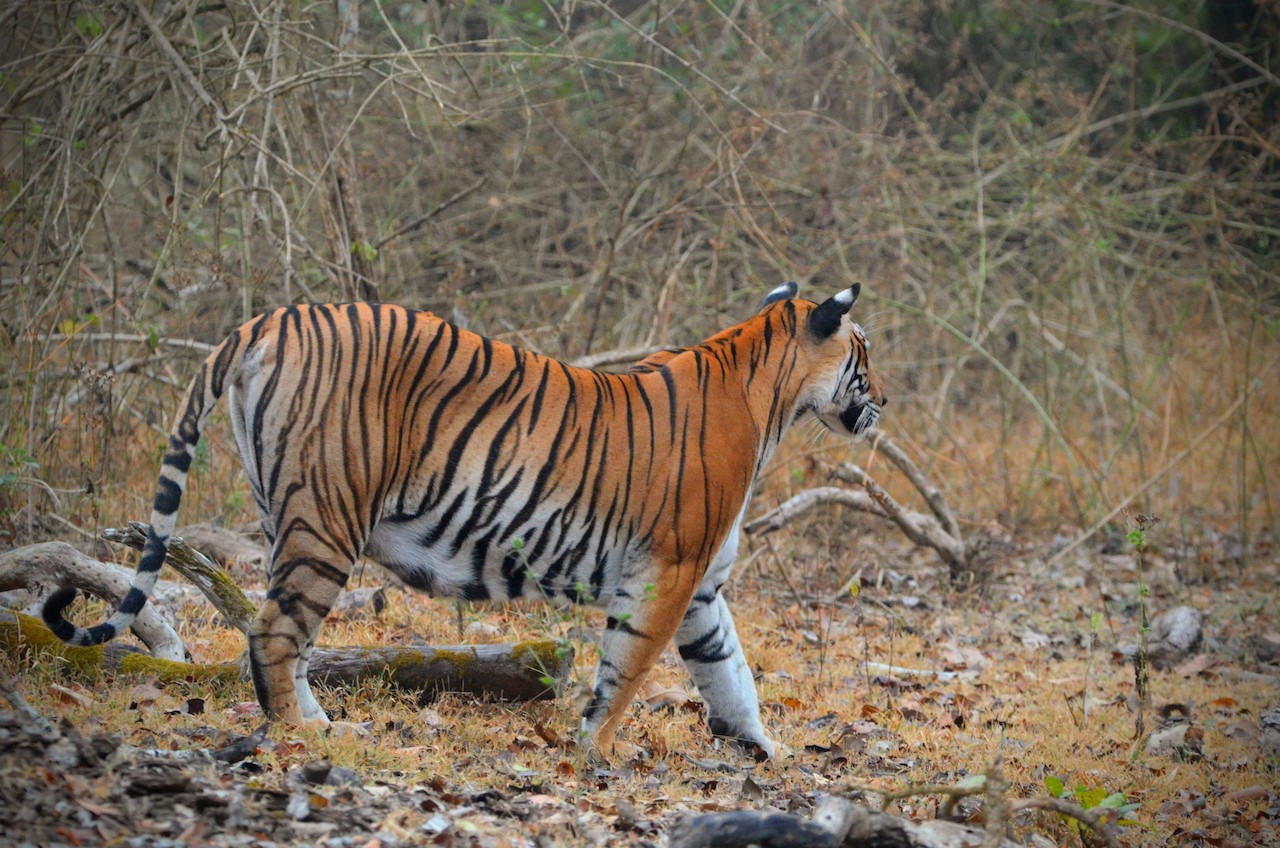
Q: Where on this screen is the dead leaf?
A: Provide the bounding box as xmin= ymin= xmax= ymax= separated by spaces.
xmin=533 ymin=720 xmax=567 ymax=748
xmin=740 ymin=774 xmax=765 ymax=802
xmin=1224 ymin=785 xmax=1270 ymax=805
xmin=128 ymin=682 xmax=164 ymax=710
xmin=1173 ymin=653 xmax=1217 ymax=678
xmin=49 ymin=683 xmax=91 ymax=708
xmin=637 ymin=677 xmax=692 ymax=711
xmin=897 ymin=698 xmax=927 ymax=721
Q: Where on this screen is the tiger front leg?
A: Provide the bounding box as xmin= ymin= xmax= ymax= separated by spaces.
xmin=676 ymin=590 xmax=777 ymax=758
xmin=578 ymin=571 xmax=696 ymax=756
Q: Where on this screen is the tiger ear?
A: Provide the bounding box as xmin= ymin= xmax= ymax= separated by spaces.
xmin=760 ymin=280 xmax=798 ymax=311
xmin=808 ymin=284 xmax=861 ymax=339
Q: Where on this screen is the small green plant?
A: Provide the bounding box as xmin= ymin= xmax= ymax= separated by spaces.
xmin=1124 ymin=509 xmax=1161 ymax=742
xmin=507 ymin=536 xmax=583 ymax=692
xmin=1045 ymin=776 xmax=1149 ymax=836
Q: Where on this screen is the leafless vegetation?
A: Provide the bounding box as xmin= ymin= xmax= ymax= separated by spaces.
xmin=2 ymin=1 xmax=1277 ymax=846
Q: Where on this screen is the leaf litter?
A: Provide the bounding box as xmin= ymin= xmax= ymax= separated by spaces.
xmin=1 ymin=532 xmax=1277 ymax=846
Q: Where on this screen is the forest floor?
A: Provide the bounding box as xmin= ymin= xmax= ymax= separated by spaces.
xmin=1 ymin=523 xmax=1277 ymax=847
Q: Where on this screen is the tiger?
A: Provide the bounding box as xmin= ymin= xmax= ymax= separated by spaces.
xmin=44 ymin=281 xmax=884 ymax=757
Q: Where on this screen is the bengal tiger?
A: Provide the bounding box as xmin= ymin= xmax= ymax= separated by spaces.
xmin=44 ymin=281 xmax=884 ymax=757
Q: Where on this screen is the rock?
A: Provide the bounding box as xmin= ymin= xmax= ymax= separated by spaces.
xmin=1145 ymin=703 xmax=1204 ymax=761
xmin=1120 ymin=606 xmax=1204 ymax=670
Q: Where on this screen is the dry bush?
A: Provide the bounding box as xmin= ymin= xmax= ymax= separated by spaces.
xmin=1 ymin=0 xmax=1276 ymax=559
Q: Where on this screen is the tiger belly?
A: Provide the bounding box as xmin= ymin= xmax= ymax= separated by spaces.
xmin=362 ymin=512 xmax=629 ymax=605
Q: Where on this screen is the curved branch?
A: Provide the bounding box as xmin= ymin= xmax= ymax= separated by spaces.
xmin=101 ymin=522 xmax=258 ymax=635
xmin=744 ymin=487 xmax=887 ymax=535
xmin=833 ymin=462 xmax=967 ymax=573
xmin=0 ymin=543 xmax=186 ymax=662
xmin=865 ymin=432 xmax=961 ymax=541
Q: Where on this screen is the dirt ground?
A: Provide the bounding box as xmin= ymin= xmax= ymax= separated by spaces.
xmin=1 ymin=527 xmax=1278 ymax=848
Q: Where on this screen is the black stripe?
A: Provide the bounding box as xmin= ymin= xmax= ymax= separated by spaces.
xmin=153 ymin=476 xmax=182 ymax=515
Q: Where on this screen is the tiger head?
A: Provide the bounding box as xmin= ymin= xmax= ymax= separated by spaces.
xmin=761 ymin=281 xmax=886 ymax=437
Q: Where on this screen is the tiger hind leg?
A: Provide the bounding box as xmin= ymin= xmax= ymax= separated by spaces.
xmin=676 ymin=589 xmax=777 ymax=757
xmin=249 ymin=531 xmax=353 ymax=725
xmin=579 ymin=569 xmax=696 ymax=755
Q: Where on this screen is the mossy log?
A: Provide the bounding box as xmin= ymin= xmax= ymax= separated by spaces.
xmin=2 ymin=531 xmax=573 ymax=703
xmin=1 ymin=608 xmax=572 ymax=700
xmin=0 ymin=542 xmax=187 ymax=661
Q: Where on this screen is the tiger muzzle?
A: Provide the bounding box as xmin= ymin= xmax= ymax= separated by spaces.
xmin=839 ymin=400 xmax=880 ymax=435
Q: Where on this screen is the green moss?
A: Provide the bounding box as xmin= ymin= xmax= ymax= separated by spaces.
xmin=0 ymin=611 xmax=104 ymax=675
xmin=430 ymin=647 xmax=476 ymax=678
xmin=511 ymin=638 xmax=567 ymax=671
xmin=119 ymin=653 xmax=240 ymax=683
xmin=1 ymin=611 xmax=239 ymax=683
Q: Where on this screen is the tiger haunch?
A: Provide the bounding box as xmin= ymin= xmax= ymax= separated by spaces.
xmin=43 ymin=285 xmax=884 ymax=757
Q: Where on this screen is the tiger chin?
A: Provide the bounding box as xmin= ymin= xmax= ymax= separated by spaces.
xmin=43 ymin=281 xmax=884 ymax=760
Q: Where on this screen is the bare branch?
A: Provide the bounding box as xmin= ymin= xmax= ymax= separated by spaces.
xmin=102 ymin=522 xmax=258 ymax=635
xmin=745 ymin=487 xmax=886 ymax=535
xmin=866 ymin=432 xmax=961 ymax=541
xmin=833 ymin=462 xmax=967 ymax=573
xmin=0 ymin=543 xmax=186 ymax=662
xmin=571 ymin=345 xmax=674 ymax=371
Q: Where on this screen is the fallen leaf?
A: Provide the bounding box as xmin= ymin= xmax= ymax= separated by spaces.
xmin=637 ymin=677 xmax=692 ymax=711
xmin=533 ymin=720 xmax=567 ymax=747
xmin=1223 ymin=785 xmax=1270 ymax=805
xmin=128 ymin=682 xmax=164 ymax=709
xmin=49 ymin=684 xmax=92 ymax=708
xmin=1173 ymin=654 xmax=1217 ymax=678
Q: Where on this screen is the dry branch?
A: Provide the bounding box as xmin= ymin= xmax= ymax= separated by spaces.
xmin=571 ymin=344 xmax=673 ymax=371
xmin=102 ymin=522 xmax=257 ymax=634
xmin=745 ymin=432 xmax=970 ymax=579
xmin=744 ymin=487 xmax=887 ymax=534
xmin=0 ymin=543 xmax=186 ymax=662
xmin=831 ymin=461 xmax=967 ymax=576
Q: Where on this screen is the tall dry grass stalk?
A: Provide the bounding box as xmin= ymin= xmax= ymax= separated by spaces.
xmin=2 ymin=1 xmax=1276 ymax=555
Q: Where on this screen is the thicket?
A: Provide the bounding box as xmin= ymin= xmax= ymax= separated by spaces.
xmin=2 ymin=0 xmax=1277 ymax=556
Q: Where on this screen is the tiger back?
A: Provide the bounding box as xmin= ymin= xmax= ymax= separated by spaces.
xmin=44 ymin=282 xmax=884 ymax=757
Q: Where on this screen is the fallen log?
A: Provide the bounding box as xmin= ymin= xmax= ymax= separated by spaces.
xmin=0 ymin=609 xmax=572 ymax=701
xmin=0 ymin=542 xmax=186 ymax=661
xmin=0 ymin=533 xmax=574 ymax=703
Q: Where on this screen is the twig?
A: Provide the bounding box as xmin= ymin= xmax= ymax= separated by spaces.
xmin=373 ymin=176 xmax=487 ymax=252
xmin=44 ymin=332 xmax=218 ymax=354
xmin=127 ymin=0 xmax=228 ymax=127
xmin=571 ymin=345 xmax=672 ymax=371
xmin=866 ymin=432 xmax=961 ymax=541
xmin=1009 ymin=797 xmax=1123 ymax=848
xmin=832 ymin=463 xmax=967 ymax=574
